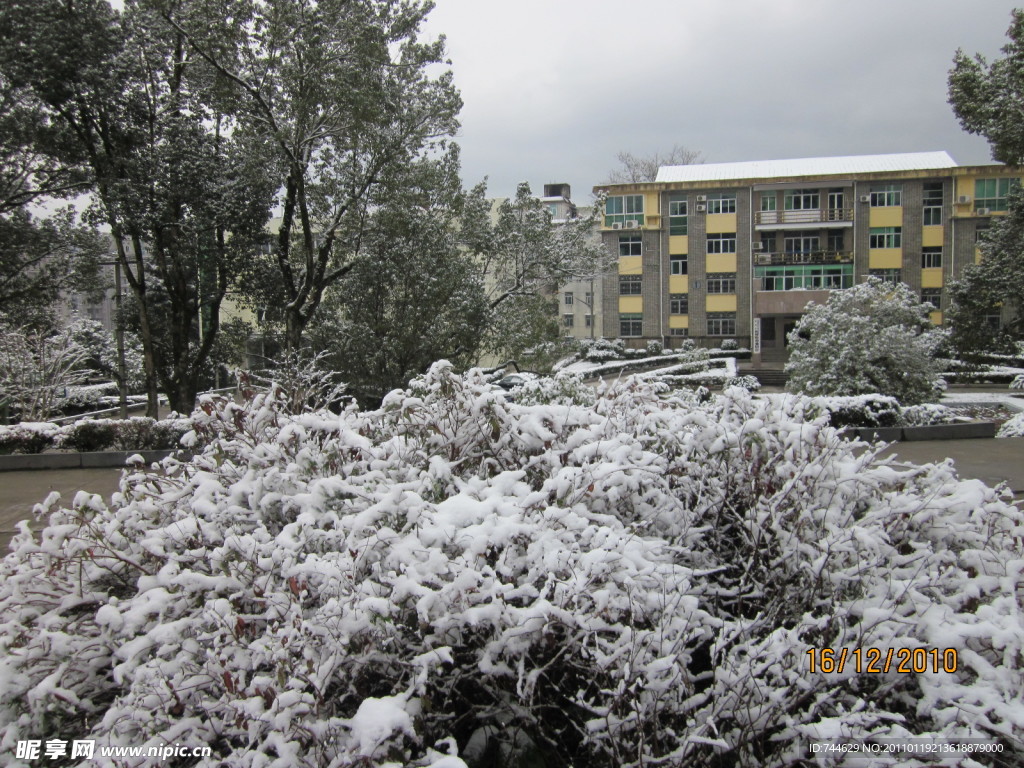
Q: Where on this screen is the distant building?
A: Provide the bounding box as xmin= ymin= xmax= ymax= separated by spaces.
xmin=594 ymin=151 xmax=1020 ymax=364
xmin=543 ymin=183 xmax=604 ymax=341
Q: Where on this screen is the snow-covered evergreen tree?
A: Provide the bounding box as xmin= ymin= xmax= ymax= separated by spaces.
xmin=785 ymin=278 xmax=944 ymax=404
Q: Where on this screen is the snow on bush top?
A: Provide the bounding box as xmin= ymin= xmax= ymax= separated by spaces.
xmin=0 ymin=362 xmax=1021 ymax=767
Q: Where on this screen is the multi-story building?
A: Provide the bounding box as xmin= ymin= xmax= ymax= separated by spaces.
xmin=544 ymin=183 xmax=604 ymax=340
xmin=594 ymin=151 xmax=1020 ymax=365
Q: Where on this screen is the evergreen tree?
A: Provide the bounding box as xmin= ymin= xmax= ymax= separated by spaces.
xmin=785 ymin=278 xmax=944 ymax=405
xmin=948 ymin=9 xmax=1024 ymax=352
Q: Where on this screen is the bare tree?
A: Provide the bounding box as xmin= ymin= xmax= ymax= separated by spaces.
xmin=607 ymin=144 xmax=703 ymax=184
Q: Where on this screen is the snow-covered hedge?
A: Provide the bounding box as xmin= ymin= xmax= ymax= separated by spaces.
xmin=0 ymin=363 xmax=1021 ymax=766
xmin=0 ymin=417 xmax=191 ymax=454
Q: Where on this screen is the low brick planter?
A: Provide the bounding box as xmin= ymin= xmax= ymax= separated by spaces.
xmin=852 ymin=421 xmax=997 ymax=443
xmin=0 ymin=450 xmax=182 ymax=472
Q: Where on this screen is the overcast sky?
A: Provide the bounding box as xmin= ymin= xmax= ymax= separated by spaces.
xmin=421 ymin=0 xmax=1021 ymax=203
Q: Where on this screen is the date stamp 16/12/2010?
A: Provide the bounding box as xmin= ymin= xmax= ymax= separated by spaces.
xmin=806 ymin=647 xmax=958 ymax=674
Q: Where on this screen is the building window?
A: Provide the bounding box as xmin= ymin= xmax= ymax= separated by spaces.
xmin=584 ymin=291 xmax=593 ymax=306
xmin=921 ymin=247 xmax=942 ymax=269
xmin=870 ymin=184 xmax=902 ymax=207
xmin=670 ymin=254 xmax=688 ymax=275
xmin=563 ymin=314 xmax=574 ymax=328
xmin=921 ymin=288 xmax=942 ymax=308
xmin=975 ymin=226 xmax=990 ymax=243
xmin=707 ymin=312 xmax=736 ymax=336
xmin=585 ymin=314 xmax=593 ymax=328
xmin=784 ymin=189 xmax=819 ymax=210
xmin=706 ymin=273 xmax=736 ymax=294
xmin=975 ymin=178 xmax=1015 ymax=212
xmin=760 ymin=193 xmax=777 ymax=212
xmin=605 ymin=195 xmax=644 ymax=227
xmin=760 ymin=233 xmax=777 ymax=253
xmin=669 ymin=293 xmax=689 ymax=314
xmin=984 ymin=313 xmax=1002 ymax=331
xmin=755 ymin=264 xmax=853 ymax=291
xmin=868 ymin=268 xmax=902 ymax=284
xmin=564 ymin=292 xmax=573 ymax=305
xmin=620 ymin=313 xmax=643 ymax=337
xmin=869 ymin=227 xmax=901 ymax=248
xmin=706 ymin=233 xmax=736 ymax=253
xmin=827 ymin=189 xmax=845 ymax=212
xmin=619 ymin=274 xmax=642 ymax=295
xmin=669 ymin=328 xmax=688 ymax=337
xmin=706 ymin=193 xmax=736 ymax=214
xmin=669 ymin=199 xmax=688 ymax=235
xmin=783 ymin=231 xmax=819 ymax=256
xmin=618 ymin=234 xmax=642 ymax=257
xmin=923 ymin=182 xmax=943 ymax=225
xmin=827 ymin=229 xmax=844 ymax=252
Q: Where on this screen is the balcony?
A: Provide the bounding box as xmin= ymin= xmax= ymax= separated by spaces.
xmin=752 ymin=250 xmax=853 ymax=266
xmin=755 ymin=208 xmax=854 ymax=228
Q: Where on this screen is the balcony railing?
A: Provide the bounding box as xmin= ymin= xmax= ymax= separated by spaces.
xmin=755 ymin=208 xmax=853 ymax=226
xmin=752 ymin=250 xmax=853 ymax=266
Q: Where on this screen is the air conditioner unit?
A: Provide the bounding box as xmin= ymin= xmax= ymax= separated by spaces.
xmin=695 ymin=204 xmax=707 ymax=212
xmin=611 ymin=222 xmax=622 ymax=230
xmin=752 ymin=242 xmax=764 ymax=251
xmin=624 ymin=219 xmax=639 ymax=228
xmin=858 ymin=194 xmax=871 ymax=203
xmin=957 ymin=195 xmax=972 ymax=204
xmin=696 ymin=195 xmax=707 ymax=202
xmin=754 ymin=254 xmax=772 ymax=265
xmin=977 ymin=207 xmax=992 ymax=216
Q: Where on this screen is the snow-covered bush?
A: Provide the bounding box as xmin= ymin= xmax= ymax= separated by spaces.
xmin=1011 ymin=373 xmax=1024 ymax=389
xmin=0 ymin=364 xmax=1021 ymax=767
xmin=806 ymin=394 xmax=903 ymax=428
xmin=722 ymin=374 xmax=760 ymax=392
xmin=899 ymin=402 xmax=959 ymax=427
xmin=998 ymin=411 xmax=1024 ymax=437
xmin=786 ymin=278 xmax=945 ymax=405
xmin=719 ymin=338 xmax=739 ymax=351
xmin=507 ymin=371 xmax=596 ymax=406
xmin=645 ymin=339 xmax=663 ymax=356
xmin=0 ymin=423 xmax=59 ymax=455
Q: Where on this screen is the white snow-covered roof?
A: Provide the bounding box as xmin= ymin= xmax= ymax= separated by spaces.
xmin=655 ymin=151 xmax=959 ymax=184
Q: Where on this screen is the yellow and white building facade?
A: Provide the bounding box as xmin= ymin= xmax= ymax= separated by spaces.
xmin=594 ymin=151 xmax=1020 ymax=363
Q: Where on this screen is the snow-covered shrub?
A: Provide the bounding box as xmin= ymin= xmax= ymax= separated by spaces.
xmin=507 ymin=371 xmax=596 ymax=406
xmin=899 ymin=403 xmax=959 ymax=427
xmin=722 ymin=374 xmax=760 ymax=392
xmin=60 ymin=419 xmax=120 ymax=452
xmin=645 ymin=339 xmax=663 ymax=356
xmin=1 ymin=364 xmax=1022 ymax=767
xmin=997 ymin=411 xmax=1024 ymax=437
xmin=0 ymin=423 xmax=58 ymax=454
xmin=786 ymin=278 xmax=945 ymax=404
xmin=719 ymin=338 xmax=739 ymax=351
xmin=1011 ymin=373 xmax=1024 ymax=389
xmin=807 ymin=394 xmax=902 ymax=428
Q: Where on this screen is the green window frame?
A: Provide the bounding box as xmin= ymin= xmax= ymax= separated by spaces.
xmin=974 ymin=178 xmax=1014 ymax=212
xmin=605 ymin=195 xmax=645 ymax=227
xmin=869 ymin=184 xmax=902 ymax=207
xmin=669 ymin=199 xmax=688 ymax=235
xmin=754 ymin=264 xmax=853 ymax=291
xmin=923 ymin=182 xmax=943 ymax=225
xmin=760 ymin=193 xmax=777 ymax=212
xmin=869 ymin=227 xmax=901 ymax=249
